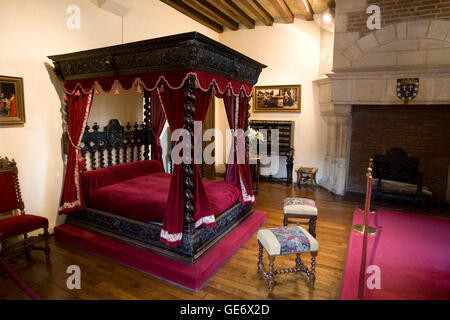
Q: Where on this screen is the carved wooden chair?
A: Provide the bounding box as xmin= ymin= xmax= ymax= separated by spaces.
xmin=0 ymin=157 xmax=50 ymax=262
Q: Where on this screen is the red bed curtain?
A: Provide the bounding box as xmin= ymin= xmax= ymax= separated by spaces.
xmin=60 ymin=70 xmax=255 ymax=246
xmin=59 ymin=89 xmax=94 ymax=214
xmin=158 ymin=84 xmax=215 ymax=247
xmin=150 ymin=90 xmax=166 ymax=167
xmin=222 ymin=93 xmax=255 ymax=205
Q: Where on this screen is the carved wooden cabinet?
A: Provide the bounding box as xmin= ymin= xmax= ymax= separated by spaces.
xmin=249 ymin=120 xmax=295 ymax=185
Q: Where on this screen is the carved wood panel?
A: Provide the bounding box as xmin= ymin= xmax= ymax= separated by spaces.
xmin=80 ymin=119 xmax=153 ymax=171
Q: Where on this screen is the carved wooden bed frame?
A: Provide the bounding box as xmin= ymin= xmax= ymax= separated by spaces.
xmin=49 ymin=32 xmax=266 ymax=264
xmin=67 ymin=118 xmax=252 ymax=264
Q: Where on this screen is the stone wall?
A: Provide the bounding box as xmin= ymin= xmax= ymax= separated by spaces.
xmin=334 ymin=0 xmax=450 ymax=71
xmin=314 ymin=0 xmax=450 ymax=199
xmin=349 ymin=105 xmax=450 ymax=203
xmin=347 ymin=0 xmax=450 ymax=35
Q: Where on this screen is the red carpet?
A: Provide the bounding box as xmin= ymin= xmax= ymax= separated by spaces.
xmin=340 ymin=209 xmax=450 ymax=300
xmin=0 ymin=257 xmax=41 ymax=300
xmin=55 ymin=210 xmax=266 ymax=291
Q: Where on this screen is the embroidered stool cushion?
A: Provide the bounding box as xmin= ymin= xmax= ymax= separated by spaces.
xmin=257 ymin=226 xmax=318 ymax=256
xmin=283 ymin=198 xmax=317 ymax=216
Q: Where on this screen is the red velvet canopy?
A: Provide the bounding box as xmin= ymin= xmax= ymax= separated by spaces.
xmin=63 ymin=70 xmax=254 ymax=97
xmin=59 ymin=69 xmax=255 ymax=247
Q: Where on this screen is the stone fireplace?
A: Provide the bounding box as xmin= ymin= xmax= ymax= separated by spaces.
xmin=349 ymin=105 xmax=450 ymax=203
xmin=314 ymin=0 xmax=450 ymax=203
xmin=315 ymin=7 xmax=450 ymax=203
xmin=316 ymin=67 xmax=450 ymax=203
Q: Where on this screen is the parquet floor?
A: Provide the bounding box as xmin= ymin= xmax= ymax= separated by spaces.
xmin=0 ymin=183 xmax=358 ymax=300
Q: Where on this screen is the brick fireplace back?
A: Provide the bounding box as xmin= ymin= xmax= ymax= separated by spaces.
xmin=348 ymin=105 xmax=450 ymax=203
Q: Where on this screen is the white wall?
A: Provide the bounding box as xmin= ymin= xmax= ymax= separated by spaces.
xmin=0 ymin=0 xmax=329 ymax=231
xmin=218 ymin=21 xmax=327 ymax=181
xmin=0 ymin=0 xmax=218 ymax=231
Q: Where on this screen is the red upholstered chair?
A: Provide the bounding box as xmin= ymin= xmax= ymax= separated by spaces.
xmin=0 ymin=157 xmax=50 ymax=262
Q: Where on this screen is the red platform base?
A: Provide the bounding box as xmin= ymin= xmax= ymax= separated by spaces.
xmin=55 ymin=210 xmax=266 ymax=291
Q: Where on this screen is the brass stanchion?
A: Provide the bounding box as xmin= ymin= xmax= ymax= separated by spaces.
xmin=352 ymin=159 xmax=377 ymax=235
xmin=354 ymin=159 xmax=377 ymax=300
xmin=357 ymin=158 xmax=376 ymax=214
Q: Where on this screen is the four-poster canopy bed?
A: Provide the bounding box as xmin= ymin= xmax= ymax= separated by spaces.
xmin=49 ymin=32 xmax=266 ymax=264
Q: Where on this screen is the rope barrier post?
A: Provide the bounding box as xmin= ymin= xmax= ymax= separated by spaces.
xmin=358 ymin=158 xmax=376 ymax=214
xmin=352 ymin=159 xmax=377 ymax=236
xmin=352 ymin=159 xmax=377 ymax=300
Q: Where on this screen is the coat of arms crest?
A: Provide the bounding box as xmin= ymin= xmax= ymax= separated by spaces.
xmin=396 ymin=78 xmax=419 ymax=103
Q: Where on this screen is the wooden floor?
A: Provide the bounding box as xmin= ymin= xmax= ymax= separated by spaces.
xmin=0 ymin=182 xmax=359 ymax=300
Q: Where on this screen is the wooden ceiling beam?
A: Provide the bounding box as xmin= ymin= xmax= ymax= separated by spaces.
xmin=239 ymin=0 xmax=274 ymax=26
xmin=269 ymin=0 xmax=294 ymax=23
xmin=191 ymin=0 xmax=240 ymax=31
xmin=160 ymin=0 xmax=224 ymax=33
xmin=218 ymin=0 xmax=256 ymax=29
xmin=297 ymin=0 xmax=314 ymax=20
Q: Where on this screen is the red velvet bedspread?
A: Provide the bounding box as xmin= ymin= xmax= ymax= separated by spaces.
xmin=81 ymin=161 xmax=240 ymax=223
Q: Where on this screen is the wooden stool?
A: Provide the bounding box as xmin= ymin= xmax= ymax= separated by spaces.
xmin=283 ymin=198 xmax=318 ymax=238
xmin=296 ymin=167 xmax=318 ymax=188
xmin=257 ymin=226 xmax=318 ymax=291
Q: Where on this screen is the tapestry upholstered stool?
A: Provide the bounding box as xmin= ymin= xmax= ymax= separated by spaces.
xmin=257 ymin=226 xmax=318 ymax=291
xmin=296 ymin=167 xmax=318 ymax=188
xmin=283 ymin=198 xmax=318 ymax=238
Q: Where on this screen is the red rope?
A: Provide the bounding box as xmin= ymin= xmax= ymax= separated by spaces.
xmin=0 ymin=257 xmax=41 ymax=300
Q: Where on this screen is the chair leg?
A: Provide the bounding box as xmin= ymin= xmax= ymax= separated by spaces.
xmin=283 ymin=214 xmax=288 ymax=226
xmin=309 ymin=217 xmax=317 ymax=238
xmin=1 ymin=240 xmax=8 ymax=260
xmin=295 ymin=254 xmax=302 ymax=268
xmin=257 ymin=241 xmax=264 ymax=272
xmin=309 ymin=252 xmax=317 ymax=287
xmin=268 ymin=256 xmax=275 ymax=291
xmin=24 ymin=234 xmax=31 ymax=261
xmin=43 ymin=227 xmax=50 ymax=262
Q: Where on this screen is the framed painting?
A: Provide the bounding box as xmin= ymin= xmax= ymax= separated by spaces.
xmin=0 ymin=76 xmax=25 ymax=126
xmin=252 ymin=84 xmax=301 ymax=113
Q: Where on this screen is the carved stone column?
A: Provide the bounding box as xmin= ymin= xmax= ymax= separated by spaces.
xmin=322 ymin=116 xmax=337 ymax=191
xmin=315 ymin=77 xmax=352 ymax=196
xmin=334 ymin=105 xmax=352 ymax=195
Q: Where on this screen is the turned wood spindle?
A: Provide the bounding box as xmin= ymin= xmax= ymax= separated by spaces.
xmin=143 ymin=89 xmax=151 ymax=160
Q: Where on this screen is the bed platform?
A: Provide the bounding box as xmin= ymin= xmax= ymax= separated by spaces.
xmin=49 ymin=32 xmax=266 ymax=266
xmin=66 ymin=202 xmax=252 ymax=264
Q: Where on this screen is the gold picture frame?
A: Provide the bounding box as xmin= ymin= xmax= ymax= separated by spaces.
xmin=252 ymin=84 xmax=301 ymax=113
xmin=0 ymin=76 xmax=26 ymax=126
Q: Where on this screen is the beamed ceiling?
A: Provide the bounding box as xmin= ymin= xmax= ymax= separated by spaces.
xmin=160 ymin=0 xmax=334 ymax=33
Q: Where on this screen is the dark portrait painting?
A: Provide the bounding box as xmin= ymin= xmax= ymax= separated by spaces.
xmin=0 ymin=76 xmax=25 ymax=125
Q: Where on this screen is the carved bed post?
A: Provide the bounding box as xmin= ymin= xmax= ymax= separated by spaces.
xmin=62 ymin=98 xmax=69 ymax=157
xmin=245 ymin=99 xmax=251 ymax=152
xmin=143 ymin=89 xmax=151 ymax=160
xmin=183 ymin=75 xmax=196 ymax=233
